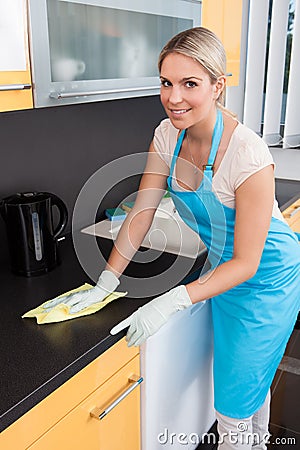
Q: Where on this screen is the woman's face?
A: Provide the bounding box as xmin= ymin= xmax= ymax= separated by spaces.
xmin=160 ymin=52 xmax=221 ymax=129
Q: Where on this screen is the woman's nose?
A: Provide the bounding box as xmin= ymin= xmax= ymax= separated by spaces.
xmin=168 ymin=86 xmax=183 ymax=104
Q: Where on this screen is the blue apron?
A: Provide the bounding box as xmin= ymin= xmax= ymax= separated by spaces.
xmin=167 ymin=110 xmax=300 ymax=418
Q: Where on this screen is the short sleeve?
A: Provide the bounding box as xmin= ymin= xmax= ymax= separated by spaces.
xmin=153 ymin=119 xmax=178 ymax=167
xmin=230 ymin=128 xmax=275 ymax=191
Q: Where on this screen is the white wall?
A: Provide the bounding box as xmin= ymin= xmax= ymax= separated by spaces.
xmin=270 ymin=148 xmax=300 ymax=181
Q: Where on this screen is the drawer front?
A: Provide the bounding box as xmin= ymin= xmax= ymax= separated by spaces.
xmin=27 ymin=355 xmax=141 ymax=450
xmin=282 ymin=199 xmax=300 ymax=233
xmin=1 ymin=339 xmax=138 ymax=450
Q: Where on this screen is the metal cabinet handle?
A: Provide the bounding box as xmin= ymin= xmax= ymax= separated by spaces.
xmin=284 ymin=205 xmax=300 ymax=218
xmin=49 ymin=85 xmax=159 ymax=99
xmin=90 ymin=374 xmax=143 ymax=421
xmin=289 ymin=206 xmax=300 ymax=218
xmin=0 ymin=84 xmax=31 ymax=92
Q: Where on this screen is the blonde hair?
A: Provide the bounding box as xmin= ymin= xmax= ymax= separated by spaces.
xmin=158 ymin=27 xmax=231 ymax=114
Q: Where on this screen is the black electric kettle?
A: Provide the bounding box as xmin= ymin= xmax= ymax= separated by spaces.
xmin=0 ymin=192 xmax=68 ymax=276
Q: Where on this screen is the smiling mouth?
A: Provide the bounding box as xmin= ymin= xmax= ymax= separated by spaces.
xmin=169 ymin=108 xmax=191 ymax=115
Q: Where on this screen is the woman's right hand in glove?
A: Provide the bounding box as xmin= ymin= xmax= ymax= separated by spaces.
xmin=43 ymin=270 xmax=120 ymax=314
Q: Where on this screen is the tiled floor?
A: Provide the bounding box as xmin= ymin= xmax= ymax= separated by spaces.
xmin=196 ymin=322 xmax=300 ymax=449
xmin=269 ymin=325 xmax=300 ymax=449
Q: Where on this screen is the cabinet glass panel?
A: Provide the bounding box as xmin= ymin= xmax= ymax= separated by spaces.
xmin=47 ymin=1 xmax=191 ymax=81
xmin=28 ymin=0 xmax=201 ymax=107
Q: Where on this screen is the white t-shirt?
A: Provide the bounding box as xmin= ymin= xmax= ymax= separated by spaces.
xmin=153 ymin=118 xmax=284 ymax=221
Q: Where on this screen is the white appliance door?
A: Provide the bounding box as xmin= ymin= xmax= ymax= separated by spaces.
xmin=140 ymin=300 xmax=215 ymax=450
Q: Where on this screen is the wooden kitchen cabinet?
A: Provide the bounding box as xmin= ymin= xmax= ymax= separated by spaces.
xmin=28 ymin=355 xmax=141 ymax=450
xmin=202 ymin=0 xmax=243 ymax=86
xmin=282 ymin=197 xmax=300 ymax=235
xmin=0 ymin=338 xmax=140 ymax=450
xmin=0 ymin=0 xmax=33 ymax=112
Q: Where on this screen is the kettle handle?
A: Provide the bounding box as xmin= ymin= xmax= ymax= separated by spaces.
xmin=45 ymin=193 xmax=68 ymax=239
xmin=0 ymin=200 xmax=5 ymax=221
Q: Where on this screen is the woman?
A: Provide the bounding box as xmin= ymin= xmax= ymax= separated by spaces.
xmin=46 ymin=28 xmax=300 ymax=449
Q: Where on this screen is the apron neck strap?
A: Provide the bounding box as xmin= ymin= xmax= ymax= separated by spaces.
xmin=204 ymin=109 xmax=224 ymax=173
xmin=170 ymin=128 xmax=186 ymax=177
xmin=202 ymin=109 xmax=223 ymax=191
xmin=201 ymin=109 xmax=224 ymax=191
xmin=169 ymin=109 xmax=224 ymax=185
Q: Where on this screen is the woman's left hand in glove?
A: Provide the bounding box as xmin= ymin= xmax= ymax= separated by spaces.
xmin=110 ymin=285 xmax=192 ymax=347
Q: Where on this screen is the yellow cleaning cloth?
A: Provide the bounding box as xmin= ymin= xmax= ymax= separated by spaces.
xmin=22 ymin=284 xmax=127 ymax=325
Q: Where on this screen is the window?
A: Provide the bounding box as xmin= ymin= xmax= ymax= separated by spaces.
xmin=243 ymin=0 xmax=300 ymax=149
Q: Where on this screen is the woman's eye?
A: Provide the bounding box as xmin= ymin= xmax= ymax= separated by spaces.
xmin=185 ymin=81 xmax=197 ymax=88
xmin=160 ymin=80 xmax=172 ymax=87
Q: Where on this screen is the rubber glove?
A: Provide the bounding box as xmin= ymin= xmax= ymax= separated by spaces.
xmin=110 ymin=285 xmax=192 ymax=347
xmin=43 ymin=270 xmax=120 ymax=314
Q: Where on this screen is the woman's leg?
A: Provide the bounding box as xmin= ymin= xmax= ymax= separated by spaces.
xmin=215 ymin=390 xmax=271 ymax=449
xmin=216 ymin=411 xmax=253 ymax=449
xmin=251 ymin=390 xmax=271 ymax=449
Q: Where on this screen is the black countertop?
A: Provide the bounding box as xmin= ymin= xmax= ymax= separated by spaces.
xmin=1 ymin=183 xmax=299 ymax=434
xmin=0 ymin=233 xmax=206 ymax=433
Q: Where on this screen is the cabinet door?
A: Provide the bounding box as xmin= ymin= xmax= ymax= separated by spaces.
xmin=28 ymin=0 xmax=201 ymax=107
xmin=202 ymin=0 xmax=243 ymax=86
xmin=282 ymin=198 xmax=300 ymax=233
xmin=27 ymin=355 xmax=141 ymax=450
xmin=0 ymin=0 xmax=33 ymax=112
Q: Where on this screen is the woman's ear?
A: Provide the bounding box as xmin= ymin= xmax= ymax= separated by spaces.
xmin=214 ymin=75 xmax=226 ymax=100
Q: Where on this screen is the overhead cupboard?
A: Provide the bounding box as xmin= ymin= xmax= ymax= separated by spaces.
xmin=27 ymin=0 xmax=201 ymax=108
xmin=0 ymin=0 xmax=33 ymax=112
xmin=2 ymin=0 xmax=244 ymax=112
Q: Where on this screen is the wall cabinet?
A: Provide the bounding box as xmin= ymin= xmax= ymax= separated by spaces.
xmin=282 ymin=197 xmax=300 ymax=235
xmin=0 ymin=338 xmax=141 ymax=450
xmin=27 ymin=0 xmax=201 ymax=107
xmin=0 ymin=0 xmax=33 ymax=112
xmin=202 ymin=0 xmax=243 ymax=87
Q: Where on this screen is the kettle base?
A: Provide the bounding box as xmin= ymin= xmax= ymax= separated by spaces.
xmin=11 ymin=261 xmax=60 ymax=277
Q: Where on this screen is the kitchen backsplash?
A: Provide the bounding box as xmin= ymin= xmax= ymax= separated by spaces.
xmin=0 ymin=96 xmax=165 ymax=264
xmin=0 ymin=97 xmax=299 ymax=266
